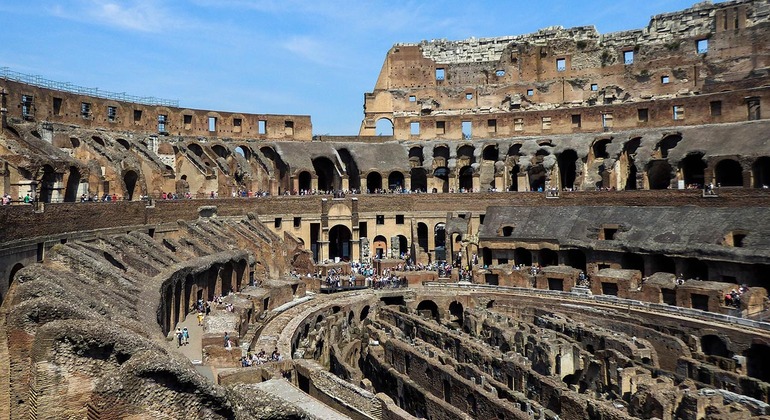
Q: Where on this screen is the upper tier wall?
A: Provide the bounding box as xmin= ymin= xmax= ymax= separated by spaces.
xmin=0 ymin=79 xmax=313 ymax=141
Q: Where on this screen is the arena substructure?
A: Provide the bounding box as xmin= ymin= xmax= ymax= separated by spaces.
xmin=2 ymin=0 xmax=770 ymax=418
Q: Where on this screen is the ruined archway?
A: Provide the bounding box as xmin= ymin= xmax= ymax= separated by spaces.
xmin=298 ymin=171 xmax=312 ymax=191
xmin=434 ymin=223 xmax=447 ymax=261
xmin=64 ymin=166 xmax=82 ymax=202
xmin=557 ymin=149 xmax=578 ymax=190
xmin=396 ymin=234 xmax=408 ymax=257
xmin=337 ymin=148 xmax=361 ymax=191
xmin=416 ymin=300 xmax=439 ymax=321
xmin=410 ymin=168 xmax=427 ymax=192
xmin=482 ymin=145 xmax=498 ymax=161
xmin=514 ymin=248 xmax=532 ymax=266
xmin=680 ymin=153 xmax=706 ymax=188
xmin=656 ymin=134 xmax=682 ymax=159
xmin=745 ymin=343 xmax=770 ymax=382
xmin=433 ymin=167 xmax=449 ymax=193
xmin=647 ymin=160 xmax=673 ymax=190
xmin=752 ymin=156 xmax=770 ymax=188
xmin=448 ymin=301 xmax=464 ymax=326
xmin=701 ymin=335 xmax=730 ymax=358
xmin=508 ymin=164 xmax=520 ymax=191
xmin=373 ymin=235 xmax=388 ymax=259
xmin=458 ymin=166 xmax=474 ymax=191
xmin=715 ymin=159 xmax=743 ymax=187
xmin=235 ymin=145 xmax=251 ymax=161
xmin=538 ymin=248 xmax=558 ymax=267
xmin=367 ymin=172 xmax=383 ymax=192
xmin=388 ymin=171 xmax=405 ymax=191
xmin=328 ymin=225 xmax=352 ymax=262
xmin=375 ymin=118 xmax=394 ymax=136
xmin=621 ymin=138 xmax=641 ymax=190
xmin=528 ymin=163 xmax=546 ymax=192
xmin=417 ymin=222 xmax=429 ymax=252
xmin=312 ymin=157 xmax=339 ymax=192
xmin=39 ymin=164 xmax=57 ymax=203
xmin=124 ymin=170 xmax=139 ymax=201
xmin=4 ymin=263 xmax=24 ymax=303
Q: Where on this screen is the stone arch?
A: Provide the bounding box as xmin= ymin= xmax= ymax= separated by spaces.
xmin=70 ymin=137 xmax=81 ymax=148
xmin=714 ymin=159 xmax=743 ymax=187
xmin=433 ymin=144 xmax=450 ymax=161
xmin=621 ymin=138 xmax=641 ymax=190
xmin=337 ymin=148 xmax=361 ymax=191
xmin=298 ymin=170 xmax=312 ymax=191
xmin=457 ymin=144 xmax=475 ymax=162
xmin=408 ymin=146 xmax=424 ymax=165
xmin=123 ymin=170 xmax=139 ymax=201
xmin=38 ymin=164 xmax=58 ymax=203
xmin=458 ymin=166 xmax=474 ymax=191
xmin=752 ymin=156 xmax=770 ymax=188
xmin=366 ymin=171 xmax=383 ymax=192
xmin=592 ymin=138 xmax=612 ymax=159
xmin=514 ymin=248 xmax=532 ymax=266
xmin=656 ymin=134 xmax=682 ymax=159
xmin=388 ymin=171 xmax=405 ymax=191
xmin=647 ymin=160 xmax=673 ymax=190
xmin=116 ymin=138 xmax=130 ymax=150
xmin=528 ymin=156 xmax=547 ymax=192
xmin=482 ymin=247 xmax=492 ymax=266
xmin=373 ymin=235 xmax=388 ymax=259
xmin=235 ymin=145 xmax=252 ymax=161
xmin=538 ymin=248 xmax=558 ymax=267
xmin=329 ymin=224 xmax=353 ymax=262
xmin=64 ymin=166 xmax=82 ymax=202
xmin=564 ymin=249 xmax=586 ymax=272
xmin=375 ymin=117 xmax=394 ymax=136
xmin=701 ymin=335 xmax=730 ymax=357
xmin=416 ymin=300 xmax=439 ymax=321
xmin=508 ymin=164 xmax=521 ymax=191
xmin=680 ymin=153 xmax=706 ymax=188
xmin=312 ymin=157 xmax=339 ymax=191
xmin=557 ymin=149 xmax=578 ymax=190
xmin=187 ymin=143 xmax=204 ymax=157
xmin=211 ymin=144 xmax=229 ymax=159
xmin=482 ymin=144 xmax=498 ymax=161
xmin=92 ymin=136 xmax=106 ymax=147
xmin=396 ymin=234 xmax=408 ymax=257
xmin=417 ymin=222 xmax=429 ymax=252
xmin=433 ymin=167 xmax=450 ymax=193
xmin=410 ymin=168 xmax=427 ymax=192
xmin=360 ymin=305 xmax=370 ymax=321
xmin=448 ymin=301 xmax=464 ymax=326
xmin=745 ymin=343 xmax=770 ymax=382
xmin=434 ymin=222 xmax=446 ymax=250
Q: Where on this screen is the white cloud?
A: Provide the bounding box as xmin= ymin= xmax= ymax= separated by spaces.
xmin=47 ymin=0 xmax=186 ymax=33
xmin=281 ymin=36 xmax=344 ymax=68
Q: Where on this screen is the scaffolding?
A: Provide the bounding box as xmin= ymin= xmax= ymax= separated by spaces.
xmin=0 ymin=67 xmax=179 ymax=107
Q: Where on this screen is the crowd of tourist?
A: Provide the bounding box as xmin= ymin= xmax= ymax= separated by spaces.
xmin=725 ymin=285 xmax=749 ymax=308
xmin=239 ymin=347 xmax=283 ymax=367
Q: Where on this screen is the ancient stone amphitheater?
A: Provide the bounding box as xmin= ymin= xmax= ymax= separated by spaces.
xmin=2 ymin=1 xmax=770 ymax=419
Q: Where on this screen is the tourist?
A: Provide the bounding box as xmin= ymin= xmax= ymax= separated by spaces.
xmin=182 ymin=327 xmax=189 ymax=345
xmin=197 ymin=312 xmax=204 ymax=326
xmin=176 ymin=328 xmax=183 ymax=347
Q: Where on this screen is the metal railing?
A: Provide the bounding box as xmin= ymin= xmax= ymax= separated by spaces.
xmin=0 ymin=67 xmax=179 ymax=107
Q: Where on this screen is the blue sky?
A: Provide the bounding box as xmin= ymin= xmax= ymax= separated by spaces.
xmin=0 ymin=0 xmax=718 ymax=135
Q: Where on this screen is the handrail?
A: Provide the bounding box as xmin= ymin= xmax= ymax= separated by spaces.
xmin=1 ymin=67 xmax=179 ymax=107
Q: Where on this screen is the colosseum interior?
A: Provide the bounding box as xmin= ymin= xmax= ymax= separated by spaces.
xmin=2 ymin=1 xmax=770 ymax=419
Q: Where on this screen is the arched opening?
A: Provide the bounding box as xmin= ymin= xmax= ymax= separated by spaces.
xmin=70 ymin=137 xmax=81 ymax=148
xmin=745 ymin=343 xmax=770 ymax=382
xmin=187 ymin=143 xmax=204 ymax=157
xmin=312 ymin=157 xmax=339 ymax=191
xmin=329 ymin=225 xmax=353 ymax=262
xmin=409 ymin=146 xmax=424 ymax=165
xmin=410 ymin=168 xmax=427 ymax=192
xmin=647 ymin=160 xmax=673 ymax=190
xmin=682 ymin=258 xmax=708 ymax=280
xmin=416 ymin=300 xmax=439 ymax=321
xmin=514 ymin=248 xmax=532 ymax=266
xmin=457 ymin=145 xmax=475 ymax=162
xmin=64 ymin=166 xmax=81 ymax=202
xmin=564 ymin=250 xmax=587 ymax=272
xmin=116 ymin=138 xmax=130 ymax=150
xmin=373 ymin=235 xmax=388 ymax=259
xmin=366 ymin=172 xmax=383 ymax=192
xmin=557 ymin=149 xmax=578 ymax=190
xmin=123 ymin=170 xmax=139 ymax=201
xmin=448 ymin=301 xmax=464 ymax=326
xmin=752 ymin=157 xmax=770 ymax=188
xmin=298 ymin=171 xmax=312 ymax=191
xmin=388 ymin=171 xmax=405 ymax=191
xmin=211 ymin=144 xmax=229 ymax=159
xmin=262 ymin=146 xmax=291 ymax=193
xmin=622 ymin=138 xmax=641 ymax=191
xmin=657 ymin=134 xmax=682 ymax=159
xmin=433 ymin=167 xmax=449 ymax=193
xmin=701 ymin=335 xmax=730 ymax=358
xmin=375 ymin=118 xmax=394 ymax=136
xmin=235 ymin=145 xmax=251 ymax=161
xmin=715 ymin=159 xmax=743 ymax=187
xmin=508 ymin=164 xmax=520 ymax=191
xmin=622 ymin=252 xmax=645 ymax=276
xmin=482 ymin=145 xmax=498 ymax=161
xmin=337 ymin=148 xmax=361 ymax=191
xmin=649 ymin=254 xmax=676 ymax=275
xmin=92 ymin=136 xmax=106 ymax=147
xmin=417 ymin=223 xmax=429 ymax=252
xmin=501 ymin=226 xmax=514 ymax=237
xmin=434 ymin=223 xmax=446 ymax=261
xmin=458 ymin=166 xmax=474 ymax=191
xmin=538 ymin=249 xmax=558 ymax=267
xmin=9 ymin=263 xmax=23 ymax=286
xmin=592 ymin=138 xmax=611 ymax=159
xmin=482 ymin=247 xmax=492 ymax=266
xmin=681 ymin=153 xmax=706 ymax=188
xmin=396 ymin=235 xmax=408 ymax=257
xmin=38 ymin=164 xmax=57 ymax=203
xmin=528 ymin=162 xmax=546 ymax=191
xmin=360 ymin=305 xmax=370 ymax=321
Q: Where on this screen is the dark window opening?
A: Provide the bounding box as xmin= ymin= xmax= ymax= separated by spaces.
xmin=710 ymin=101 xmax=722 ymax=116
xmin=396 ymin=214 xmax=405 ymax=224
xmin=294 ymin=217 xmax=301 ymax=228
xmin=376 ymin=215 xmax=385 ymax=225
xmin=748 ymin=98 xmax=761 ymax=121
xmin=183 ymin=114 xmax=192 ymax=129
xmin=274 ymin=218 xmax=282 ymax=228
xmin=601 ymin=282 xmax=619 ymax=296
xmin=53 ymin=97 xmax=62 ymax=116
xmin=487 ymin=119 xmax=497 ymax=132
xmin=81 ymin=102 xmax=91 ymax=118
xmin=602 ymin=227 xmax=618 ymax=240
xmin=638 ymin=108 xmax=649 ymax=122
xmin=436 ymin=121 xmax=446 ymax=135
xmin=285 ymin=120 xmax=294 ymax=136
xmin=133 ymin=109 xmax=142 ymax=122
xmin=571 ymin=114 xmax=581 ymax=128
